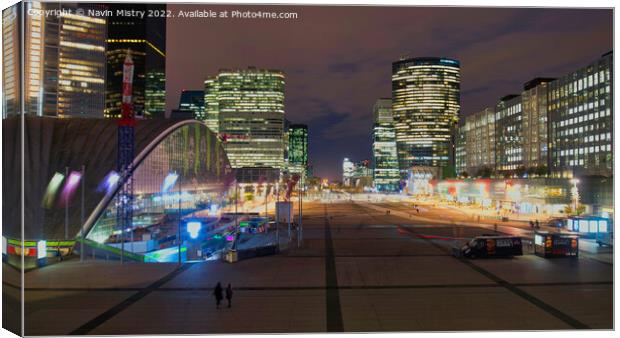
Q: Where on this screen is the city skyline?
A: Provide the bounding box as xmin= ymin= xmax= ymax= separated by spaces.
xmin=165 ymin=5 xmax=612 ymax=180
xmin=2 ymin=3 xmax=615 ymax=335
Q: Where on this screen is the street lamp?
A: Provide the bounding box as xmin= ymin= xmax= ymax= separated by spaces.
xmin=162 ymin=172 xmax=181 ymax=264
xmin=570 ymin=178 xmax=580 ymax=212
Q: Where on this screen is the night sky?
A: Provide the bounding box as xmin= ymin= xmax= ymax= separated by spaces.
xmin=165 ymin=5 xmax=612 ymax=181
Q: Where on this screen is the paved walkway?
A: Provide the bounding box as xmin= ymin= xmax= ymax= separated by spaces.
xmin=4 ymin=201 xmax=613 ymax=335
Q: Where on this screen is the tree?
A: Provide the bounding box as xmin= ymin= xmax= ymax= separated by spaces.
xmin=564 ymin=205 xmax=586 ymax=216
xmin=442 ymin=166 xmax=456 ymax=179
xmin=535 ymin=165 xmax=548 ymax=177
xmin=526 ymin=167 xmax=536 ymax=177
xmin=460 ymin=171 xmax=469 ymax=178
xmin=476 ymin=166 xmax=494 ymax=178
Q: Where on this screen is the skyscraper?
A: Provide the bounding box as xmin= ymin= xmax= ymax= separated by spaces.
xmin=178 ymin=90 xmax=205 ymax=119
xmin=548 ymin=51 xmax=613 ymax=178
xmin=204 ymin=67 xmax=286 ymax=170
xmin=2 ymin=2 xmax=107 ymax=118
xmin=2 ymin=5 xmax=20 ymax=117
xmin=288 ymin=124 xmax=308 ymax=178
xmin=392 ymin=57 xmax=460 ymax=176
xmin=455 ymin=123 xmax=467 ymax=176
xmin=203 ymin=77 xmax=220 ymax=133
xmin=342 ymin=158 xmax=355 ymax=187
xmin=372 ymin=99 xmax=400 ymax=191
xmin=105 ymin=3 xmax=166 ymax=119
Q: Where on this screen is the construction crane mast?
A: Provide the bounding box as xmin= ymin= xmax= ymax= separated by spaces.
xmin=117 ymin=52 xmax=135 ymax=263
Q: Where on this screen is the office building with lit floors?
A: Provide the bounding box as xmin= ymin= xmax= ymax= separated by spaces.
xmin=522 ymin=78 xmax=554 ymax=173
xmin=204 ymin=67 xmax=286 ymax=172
xmin=178 ymin=89 xmax=206 ymax=119
xmin=2 ymin=2 xmax=107 ymax=118
xmin=288 ymin=124 xmax=309 ymax=179
xmin=548 ymin=51 xmax=613 ymax=179
xmin=392 ymin=57 xmax=460 ymax=178
xmin=372 ymin=99 xmax=400 ymax=191
xmin=461 ymin=107 xmax=496 ymax=177
xmin=2 ymin=117 xmax=234 ymax=268
xmin=495 ymin=94 xmax=523 ymax=176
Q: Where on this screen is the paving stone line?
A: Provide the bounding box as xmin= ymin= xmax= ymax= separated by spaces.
xmin=68 ymin=263 xmax=194 ymax=335
xmin=324 ymin=204 xmax=344 ymax=332
xmin=7 ymin=280 xmax=612 ymax=292
xmin=396 ymin=225 xmax=591 ymax=330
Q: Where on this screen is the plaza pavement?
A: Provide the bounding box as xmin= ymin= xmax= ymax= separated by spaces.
xmin=3 ymin=201 xmax=613 ymax=335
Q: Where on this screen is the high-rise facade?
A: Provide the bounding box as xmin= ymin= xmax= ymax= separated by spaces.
xmin=342 ymin=158 xmax=355 ymax=186
xmin=522 ymin=78 xmax=554 ymax=171
xmin=372 ymin=99 xmax=400 ymax=191
xmin=455 ymin=123 xmax=466 ymax=175
xmin=548 ymin=51 xmax=613 ymax=178
xmin=288 ymin=124 xmax=308 ymax=178
xmin=203 ymin=77 xmax=220 ymax=133
xmin=495 ymin=95 xmax=523 ymax=173
xmin=392 ymin=57 xmax=460 ymax=173
xmin=2 ymin=5 xmax=21 ymax=117
xmin=204 ymin=67 xmax=286 ymax=169
xmin=463 ymin=107 xmax=495 ymax=176
xmin=105 ymin=3 xmax=166 ymax=119
xmin=178 ymin=90 xmax=205 ymax=119
xmin=2 ymin=2 xmax=107 ymax=118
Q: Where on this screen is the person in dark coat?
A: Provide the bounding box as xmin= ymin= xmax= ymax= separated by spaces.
xmin=213 ymin=282 xmax=223 ymax=309
xmin=225 ymin=283 xmax=233 ymax=308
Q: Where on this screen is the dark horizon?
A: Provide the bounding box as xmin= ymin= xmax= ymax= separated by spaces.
xmin=165 ymin=5 xmax=613 ymax=181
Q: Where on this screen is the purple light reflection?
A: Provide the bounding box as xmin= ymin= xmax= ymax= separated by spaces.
xmin=58 ymin=171 xmax=82 ymax=207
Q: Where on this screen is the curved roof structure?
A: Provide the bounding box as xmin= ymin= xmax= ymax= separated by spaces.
xmin=2 ymin=116 xmax=231 ymax=240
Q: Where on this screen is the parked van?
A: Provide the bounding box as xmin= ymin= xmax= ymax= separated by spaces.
xmin=455 ymin=236 xmax=523 ymax=258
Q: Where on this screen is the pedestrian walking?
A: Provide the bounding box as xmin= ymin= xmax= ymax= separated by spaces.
xmin=213 ymin=282 xmax=223 ymax=309
xmin=535 ymin=220 xmax=540 ymax=229
xmin=494 ymin=223 xmax=498 ymax=234
xmin=226 ymin=283 xmax=234 ymax=308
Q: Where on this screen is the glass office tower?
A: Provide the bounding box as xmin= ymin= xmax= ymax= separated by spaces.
xmin=204 ymin=67 xmax=286 ymax=170
xmin=2 ymin=2 xmax=107 ymax=118
xmin=288 ymin=124 xmax=308 ymax=178
xmin=392 ymin=57 xmax=460 ymax=173
xmin=372 ymin=99 xmax=400 ymax=191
